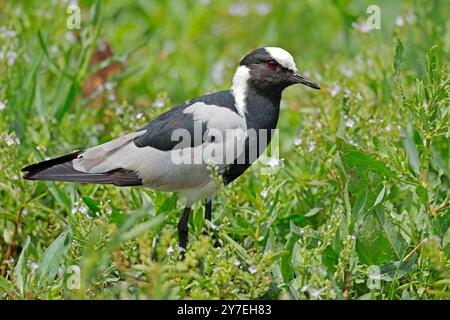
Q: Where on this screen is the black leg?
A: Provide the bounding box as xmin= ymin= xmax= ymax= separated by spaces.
xmin=205 ymin=198 xmax=212 ymax=221
xmin=178 ymin=206 xmax=191 ymax=250
xmin=204 ymin=198 xmax=221 ymax=248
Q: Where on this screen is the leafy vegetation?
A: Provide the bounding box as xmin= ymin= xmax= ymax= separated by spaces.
xmin=0 ymin=0 xmax=449 ymax=300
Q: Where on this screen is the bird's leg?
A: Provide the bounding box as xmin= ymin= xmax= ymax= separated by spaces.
xmin=178 ymin=206 xmax=191 ymax=250
xmin=204 ymin=198 xmax=222 ymax=248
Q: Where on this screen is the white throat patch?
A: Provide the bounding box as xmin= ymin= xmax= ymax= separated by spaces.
xmin=264 ymin=47 xmax=298 ymax=72
xmin=230 ymin=65 xmax=250 ymax=117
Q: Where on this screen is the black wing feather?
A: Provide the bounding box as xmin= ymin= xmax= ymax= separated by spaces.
xmin=22 ymin=151 xmax=142 ymax=186
xmin=134 ymin=90 xmax=238 ymax=151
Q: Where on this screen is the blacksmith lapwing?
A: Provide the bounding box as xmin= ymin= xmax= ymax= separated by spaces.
xmin=22 ymin=47 xmax=320 ymax=249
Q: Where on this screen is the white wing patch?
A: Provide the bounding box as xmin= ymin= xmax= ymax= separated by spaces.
xmin=265 ymin=47 xmax=298 ymax=72
xmin=183 ymin=101 xmax=245 ymax=129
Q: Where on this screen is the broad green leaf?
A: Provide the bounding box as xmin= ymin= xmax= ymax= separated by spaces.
xmin=337 ymin=139 xmax=396 ymax=178
xmin=379 ymin=258 xmax=416 ymax=282
xmin=356 ymin=209 xmax=407 ymax=265
xmin=37 ymin=229 xmax=69 ymax=285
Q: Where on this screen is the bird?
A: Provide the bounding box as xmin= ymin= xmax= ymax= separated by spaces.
xmin=22 ymin=47 xmax=320 ymax=250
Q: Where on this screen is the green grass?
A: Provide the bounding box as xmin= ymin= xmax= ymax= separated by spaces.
xmin=0 ymin=0 xmax=449 ymax=299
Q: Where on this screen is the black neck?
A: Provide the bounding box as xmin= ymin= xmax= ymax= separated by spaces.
xmin=243 ymin=85 xmax=281 ymax=131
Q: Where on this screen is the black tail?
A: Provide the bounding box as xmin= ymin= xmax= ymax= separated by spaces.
xmin=21 ymin=151 xmax=142 ymax=186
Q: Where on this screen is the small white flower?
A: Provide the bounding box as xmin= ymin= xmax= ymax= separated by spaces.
xmin=116 ymin=106 xmax=124 ymax=115
xmin=294 ymin=137 xmax=302 ymax=146
xmin=98 ymin=40 xmax=108 ymax=52
xmin=316 ymin=121 xmax=322 ymax=129
xmin=108 ymin=93 xmax=116 ymax=101
xmin=248 ymin=265 xmax=257 ymax=274
xmin=0 ymin=100 xmax=6 ymax=111
xmin=213 ymin=267 xmax=221 ymax=273
xmin=166 ymin=246 xmax=174 ymax=255
xmin=355 ymin=92 xmax=363 ymax=101
xmin=369 ymin=118 xmax=376 ymax=124
xmin=5 ymin=134 xmax=16 ymax=146
xmin=267 ymin=157 xmax=280 ymax=168
xmin=233 ymin=259 xmax=241 ymax=267
xmin=154 ymin=98 xmax=165 ymax=108
xmin=65 ymin=31 xmax=77 ymax=44
xmin=406 ymin=11 xmax=416 ymax=24
xmin=28 ymin=261 xmax=39 ymax=271
xmin=330 ymin=85 xmax=341 ymax=97
xmin=163 ymin=40 xmax=175 ymax=54
xmin=104 ymin=82 xmax=116 ymax=90
xmin=255 ymin=2 xmax=272 ymax=16
xmin=345 ymin=118 xmax=355 ymax=128
xmin=352 ymin=21 xmax=370 ymax=33
xmin=7 ymin=51 xmax=18 ymax=66
xmin=385 ymin=124 xmax=393 ymax=131
xmin=340 ymin=66 xmax=353 ymax=78
xmin=395 ymin=15 xmax=405 ymax=27
xmin=348 ymin=139 xmax=357 ymax=147
xmin=209 ymin=222 xmax=218 ymax=231
xmin=308 ymin=140 xmax=316 ymax=152
xmin=50 ymin=45 xmax=59 ymax=54
xmin=79 ymin=205 xmax=88 ymax=215
xmin=310 ymin=288 xmax=324 ymax=299
xmin=260 ymin=188 xmax=268 ymax=198
xmin=136 ymin=112 xmax=144 ymax=120
xmin=343 ymin=88 xmax=351 ymax=98
xmin=228 ymin=3 xmax=249 ymax=16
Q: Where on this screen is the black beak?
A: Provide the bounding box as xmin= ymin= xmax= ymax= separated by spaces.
xmin=290 ymin=72 xmax=321 ymax=90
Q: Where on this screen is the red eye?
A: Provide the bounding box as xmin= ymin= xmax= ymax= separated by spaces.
xmin=266 ymin=60 xmax=278 ymax=71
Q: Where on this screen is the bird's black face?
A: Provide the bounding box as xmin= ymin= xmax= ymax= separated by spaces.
xmin=239 ymin=47 xmax=320 ymax=95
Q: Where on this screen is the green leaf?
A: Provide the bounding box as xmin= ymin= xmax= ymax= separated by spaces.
xmin=415 ymin=186 xmax=428 ymax=204
xmin=83 ymin=196 xmax=100 ymax=215
xmin=55 ymin=82 xmax=77 ymax=121
xmin=356 ymin=209 xmax=407 ymax=265
xmin=46 ymin=182 xmax=72 ymax=212
xmin=119 ymin=214 xmax=165 ymax=242
xmin=372 ymin=184 xmax=386 ymax=208
xmin=379 ymin=258 xmax=416 ymax=282
xmin=304 ymin=207 xmax=321 ymax=217
xmin=14 ymin=236 xmax=31 ymax=296
xmin=0 ymin=276 xmax=15 ymax=295
xmin=337 ymin=139 xmax=396 ymax=178
xmin=37 ymin=229 xmax=69 ymax=285
xmin=393 ymin=39 xmax=404 ymax=77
